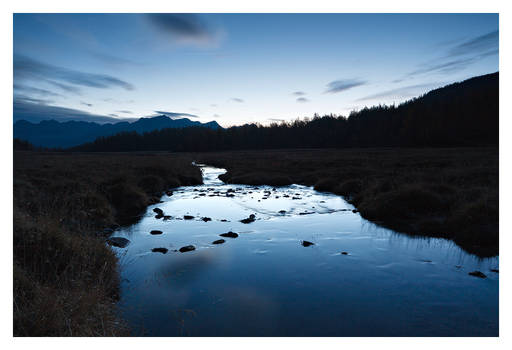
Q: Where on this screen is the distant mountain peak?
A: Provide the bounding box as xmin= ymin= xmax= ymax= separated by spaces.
xmin=14 ymin=115 xmax=222 ymax=148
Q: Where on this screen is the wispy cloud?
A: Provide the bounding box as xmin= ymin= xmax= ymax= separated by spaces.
xmin=14 ymin=55 xmax=135 ymax=92
xmin=117 ymin=110 xmax=133 ymax=114
xmin=47 ymin=81 xmax=82 ymax=95
xmin=14 ymin=97 xmax=122 ymax=124
xmin=80 ymin=101 xmax=93 ymax=107
xmin=296 ymin=97 xmax=309 ymax=103
xmin=405 ymin=30 xmax=498 ymax=78
xmin=357 ymin=82 xmax=443 ymax=102
xmin=213 ymin=114 xmax=221 ymax=118
xmin=292 ymin=91 xmax=306 ymax=96
xmin=146 ymin=14 xmax=222 ymax=47
xmin=447 ymin=30 xmax=498 ymax=57
xmin=325 ymin=79 xmax=366 ymax=94
xmin=92 ymin=52 xmax=140 ymax=67
xmin=154 ymin=110 xmax=199 ymax=118
xmin=230 ymin=98 xmax=244 ymax=103
xmin=14 ymin=84 xmax=62 ymax=97
xmin=14 ymin=95 xmax=54 ymax=105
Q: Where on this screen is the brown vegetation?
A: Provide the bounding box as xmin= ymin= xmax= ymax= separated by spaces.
xmin=194 ymin=148 xmax=498 ymax=257
xmin=13 ymin=151 xmax=201 ymax=336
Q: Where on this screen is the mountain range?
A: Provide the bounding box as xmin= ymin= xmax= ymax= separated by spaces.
xmin=14 ymin=115 xmax=222 ymax=148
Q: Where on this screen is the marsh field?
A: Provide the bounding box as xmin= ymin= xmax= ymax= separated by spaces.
xmin=13 ymin=147 xmax=498 ymax=336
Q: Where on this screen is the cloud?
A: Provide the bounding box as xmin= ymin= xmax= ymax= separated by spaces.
xmin=447 ymin=30 xmax=498 ymax=57
xmin=292 ymin=91 xmax=306 ymax=96
xmin=13 ymin=97 xmax=124 ymax=124
xmin=14 ymin=55 xmax=135 ymax=92
xmin=117 ymin=110 xmax=133 ymax=114
xmin=146 ymin=14 xmax=221 ymax=47
xmin=14 ymin=95 xmax=54 ymax=105
xmin=230 ymin=98 xmax=244 ymax=103
xmin=92 ymin=52 xmax=140 ymax=67
xmin=356 ymin=82 xmax=443 ymax=102
xmin=296 ymin=97 xmax=309 ymax=103
xmin=213 ymin=114 xmax=221 ymax=118
xmin=14 ymin=84 xmax=62 ymax=97
xmin=154 ymin=110 xmax=199 ymax=118
xmin=47 ymin=81 xmax=82 ymax=95
xmin=80 ymin=101 xmax=93 ymax=107
xmin=325 ymin=79 xmax=366 ymax=94
xmin=210 ymin=104 xmax=218 ymax=107
xmin=405 ymin=30 xmax=498 ymax=78
xmin=408 ymin=50 xmax=498 ymax=76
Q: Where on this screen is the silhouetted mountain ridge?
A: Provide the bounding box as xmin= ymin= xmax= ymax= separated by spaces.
xmin=14 ymin=115 xmax=222 ymax=148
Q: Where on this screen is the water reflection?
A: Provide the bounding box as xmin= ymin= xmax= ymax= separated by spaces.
xmin=111 ymin=165 xmax=498 ymax=336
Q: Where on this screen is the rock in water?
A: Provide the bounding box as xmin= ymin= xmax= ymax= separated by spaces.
xmin=166 ymin=190 xmax=173 ymax=196
xmin=220 ymin=231 xmax=239 ymax=238
xmin=152 ymin=247 xmax=168 ymax=254
xmin=341 ymin=251 xmax=349 ymax=255
xmin=184 ymin=215 xmax=194 ymax=220
xmin=106 ymin=237 xmax=130 ymax=248
xmin=212 ymin=239 xmax=226 ymax=245
xmin=179 ymin=245 xmax=196 ymax=253
xmin=153 ymin=208 xmax=164 ymax=215
xmin=202 ymin=217 xmax=212 ymax=222
xmin=468 ymin=271 xmax=487 ymax=278
xmin=302 ymin=240 xmax=314 ymax=247
xmin=150 ymin=230 xmax=163 ymax=235
xmin=240 ymin=214 xmax=256 ymax=224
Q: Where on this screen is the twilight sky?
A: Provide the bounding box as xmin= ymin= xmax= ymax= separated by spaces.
xmin=13 ymin=13 xmax=499 ymax=126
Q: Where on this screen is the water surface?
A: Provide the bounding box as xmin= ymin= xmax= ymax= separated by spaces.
xmin=111 ymin=165 xmax=498 ymax=336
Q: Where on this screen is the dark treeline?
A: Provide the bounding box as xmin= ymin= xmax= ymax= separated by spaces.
xmin=71 ymin=72 xmax=498 ymax=152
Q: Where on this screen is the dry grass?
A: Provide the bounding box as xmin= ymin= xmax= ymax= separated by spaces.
xmin=194 ymin=147 xmax=498 ymax=257
xmin=13 ymin=151 xmax=201 ymax=336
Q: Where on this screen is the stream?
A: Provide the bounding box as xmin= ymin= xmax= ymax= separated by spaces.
xmin=109 ymin=165 xmax=498 ymax=336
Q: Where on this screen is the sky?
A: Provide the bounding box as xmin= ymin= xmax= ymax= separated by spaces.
xmin=13 ymin=13 xmax=499 ymax=126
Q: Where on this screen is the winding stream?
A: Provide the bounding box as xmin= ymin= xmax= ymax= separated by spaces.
xmin=109 ymin=165 xmax=498 ymax=336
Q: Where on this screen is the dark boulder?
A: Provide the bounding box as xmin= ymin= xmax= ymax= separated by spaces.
xmin=220 ymin=231 xmax=239 ymax=238
xmin=301 ymin=240 xmax=314 ymax=247
xmin=240 ymin=214 xmax=256 ymax=224
xmin=166 ymin=190 xmax=173 ymax=196
xmin=202 ymin=217 xmax=212 ymax=222
xmin=179 ymin=245 xmax=196 ymax=253
xmin=184 ymin=215 xmax=194 ymax=220
xmin=163 ymin=215 xmax=172 ymax=220
xmin=468 ymin=271 xmax=487 ymax=278
xmin=153 ymin=208 xmax=164 ymax=215
xmin=106 ymin=237 xmax=130 ymax=248
xmin=150 ymin=230 xmax=163 ymax=235
xmin=341 ymin=251 xmax=349 ymax=255
xmin=152 ymin=247 xmax=168 ymax=254
xmin=212 ymin=239 xmax=226 ymax=245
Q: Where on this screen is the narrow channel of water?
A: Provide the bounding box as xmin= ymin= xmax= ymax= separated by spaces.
xmin=110 ymin=165 xmax=498 ymax=336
